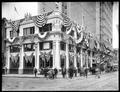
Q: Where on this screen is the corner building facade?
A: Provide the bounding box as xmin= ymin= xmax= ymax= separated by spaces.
xmin=5 ymin=2 xmax=113 ymax=74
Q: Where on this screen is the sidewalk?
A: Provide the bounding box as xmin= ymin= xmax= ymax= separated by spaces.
xmin=2 ymin=71 xmax=110 ymax=78
xmin=2 ymin=73 xmax=92 ymax=78
xmin=2 ymin=73 xmax=63 ymax=78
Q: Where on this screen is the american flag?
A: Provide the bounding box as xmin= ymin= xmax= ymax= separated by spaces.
xmin=33 ymin=14 xmax=47 ymax=28
xmin=10 ymin=20 xmax=20 ymax=32
xmin=62 ymin=14 xmax=72 ymax=30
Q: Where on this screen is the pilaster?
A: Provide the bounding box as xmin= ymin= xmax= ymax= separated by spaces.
xmin=55 ymin=40 xmax=60 ymax=69
xmin=6 ymin=46 xmax=10 ymax=74
xmin=53 ymin=41 xmax=56 ymax=69
xmin=19 ymin=45 xmax=24 ymax=74
xmin=74 ymin=46 xmax=77 ymax=68
xmin=66 ymin=43 xmax=69 ymax=69
xmin=90 ymin=51 xmax=93 ymax=67
xmin=80 ymin=48 xmax=83 ymax=68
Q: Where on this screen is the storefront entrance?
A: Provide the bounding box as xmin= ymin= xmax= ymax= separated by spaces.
xmin=9 ymin=56 xmax=19 ymax=74
xmin=23 ymin=56 xmax=35 ymax=74
xmin=39 ymin=55 xmax=53 ymax=68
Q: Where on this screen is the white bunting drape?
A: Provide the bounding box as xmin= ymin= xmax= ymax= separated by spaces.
xmin=10 ymin=54 xmax=19 ymax=63
xmin=24 ymin=53 xmax=34 ymax=63
xmin=38 ymin=32 xmax=48 ymax=39
xmin=76 ymin=32 xmax=83 ymax=44
xmin=9 ymin=37 xmax=16 ymax=43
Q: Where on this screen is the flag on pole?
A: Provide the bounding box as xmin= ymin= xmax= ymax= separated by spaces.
xmin=14 ymin=6 xmax=19 ymax=15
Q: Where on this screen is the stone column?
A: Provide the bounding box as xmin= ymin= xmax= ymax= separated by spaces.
xmin=35 ymin=43 xmax=39 ymax=69
xmin=19 ymin=45 xmax=24 ymax=74
xmin=6 ymin=46 xmax=10 ymax=74
xmin=66 ymin=42 xmax=69 ymax=69
xmin=90 ymin=51 xmax=93 ymax=67
xmin=86 ymin=50 xmax=88 ymax=68
xmin=80 ymin=48 xmax=83 ymax=68
xmin=52 ymin=41 xmax=56 ymax=69
xmin=55 ymin=40 xmax=60 ymax=69
xmin=36 ymin=42 xmax=40 ymax=69
xmin=74 ymin=46 xmax=77 ymax=68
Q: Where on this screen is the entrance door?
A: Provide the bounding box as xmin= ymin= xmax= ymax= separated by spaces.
xmin=9 ymin=57 xmax=19 ymax=74
xmin=39 ymin=55 xmax=53 ymax=68
xmin=23 ymin=56 xmax=35 ymax=74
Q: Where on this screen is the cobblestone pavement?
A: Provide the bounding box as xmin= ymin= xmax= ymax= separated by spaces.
xmin=2 ymin=71 xmax=119 ymax=91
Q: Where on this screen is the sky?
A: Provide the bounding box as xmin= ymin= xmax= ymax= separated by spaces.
xmin=2 ymin=2 xmax=119 ymax=49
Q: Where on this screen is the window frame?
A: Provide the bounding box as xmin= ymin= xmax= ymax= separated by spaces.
xmin=39 ymin=23 xmax=52 ymax=33
xmin=23 ymin=26 xmax=35 ymax=36
xmin=39 ymin=41 xmax=53 ymax=50
xmin=24 ymin=43 xmax=35 ymax=52
xmin=10 ymin=45 xmax=20 ymax=53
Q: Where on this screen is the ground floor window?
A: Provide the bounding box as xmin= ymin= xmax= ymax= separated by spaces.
xmin=69 ymin=55 xmax=74 ymax=67
xmin=23 ymin=55 xmax=35 ymax=74
xmin=10 ymin=56 xmax=19 ymax=68
xmin=39 ymin=55 xmax=53 ymax=68
xmin=60 ymin=55 xmax=66 ymax=68
xmin=9 ymin=56 xmax=19 ymax=74
xmin=24 ymin=56 xmax=35 ymax=68
xmin=76 ymin=56 xmax=80 ymax=68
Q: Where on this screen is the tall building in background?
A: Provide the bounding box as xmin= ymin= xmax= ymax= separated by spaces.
xmin=100 ymin=2 xmax=113 ymax=51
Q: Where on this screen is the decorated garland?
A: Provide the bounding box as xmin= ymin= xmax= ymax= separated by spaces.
xmin=61 ymin=53 xmax=66 ymax=59
xmin=9 ymin=37 xmax=16 ymax=43
xmin=45 ymin=51 xmax=52 ymax=62
xmin=76 ymin=31 xmax=83 ymax=44
xmin=24 ymin=53 xmax=34 ymax=63
xmin=10 ymin=54 xmax=19 ymax=63
xmin=66 ymin=25 xmax=72 ymax=35
xmin=38 ymin=32 xmax=49 ymax=39
xmin=40 ymin=51 xmax=52 ymax=62
xmin=40 ymin=52 xmax=45 ymax=61
xmin=69 ymin=53 xmax=74 ymax=63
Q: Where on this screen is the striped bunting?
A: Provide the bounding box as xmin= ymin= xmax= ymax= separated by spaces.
xmin=33 ymin=14 xmax=47 ymax=28
xmin=61 ymin=14 xmax=72 ymax=30
xmin=10 ymin=20 xmax=20 ymax=32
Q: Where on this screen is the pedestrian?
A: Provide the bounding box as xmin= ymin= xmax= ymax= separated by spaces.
xmin=84 ymin=67 xmax=88 ymax=78
xmin=4 ymin=66 xmax=7 ymax=75
xmin=74 ymin=67 xmax=77 ymax=77
xmin=54 ymin=68 xmax=58 ymax=78
xmin=62 ymin=67 xmax=66 ymax=78
xmin=68 ymin=66 xmax=74 ymax=79
xmin=34 ymin=67 xmax=37 ymax=77
xmin=44 ymin=67 xmax=49 ymax=78
xmin=95 ymin=67 xmax=100 ymax=78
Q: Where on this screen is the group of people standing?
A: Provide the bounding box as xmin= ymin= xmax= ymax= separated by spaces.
xmin=33 ymin=65 xmax=101 ymax=79
xmin=34 ymin=67 xmax=58 ymax=79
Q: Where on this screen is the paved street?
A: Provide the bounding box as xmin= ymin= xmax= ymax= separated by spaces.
xmin=2 ymin=71 xmax=119 ymax=91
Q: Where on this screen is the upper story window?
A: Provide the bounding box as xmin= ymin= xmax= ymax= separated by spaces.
xmin=23 ymin=26 xmax=35 ymax=36
xmin=76 ymin=46 xmax=81 ymax=53
xmin=39 ymin=23 xmax=52 ymax=33
xmin=69 ymin=30 xmax=74 ymax=37
xmin=60 ymin=41 xmax=66 ymax=51
xmin=61 ymin=25 xmax=66 ymax=32
xmin=39 ymin=41 xmax=53 ymax=50
xmin=24 ymin=43 xmax=35 ymax=52
xmin=10 ymin=30 xmax=19 ymax=39
xmin=10 ymin=45 xmax=20 ymax=53
xmin=69 ymin=44 xmax=74 ymax=52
